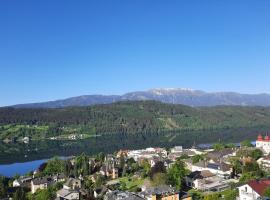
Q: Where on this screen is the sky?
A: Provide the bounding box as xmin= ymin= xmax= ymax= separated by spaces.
xmin=1 ymin=0 xmax=270 ymax=106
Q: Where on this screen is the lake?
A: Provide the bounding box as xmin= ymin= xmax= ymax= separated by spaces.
xmin=0 ymin=128 xmax=263 ymax=177
xmin=0 ymin=159 xmax=48 ymax=177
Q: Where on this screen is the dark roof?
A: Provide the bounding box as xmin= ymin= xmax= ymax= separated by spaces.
xmin=187 ymin=170 xmax=215 ymax=179
xmin=207 ymin=162 xmax=231 ymax=172
xmin=248 ymin=179 xmax=270 ymax=196
xmin=207 ymin=149 xmax=234 ymax=160
xmin=184 ymin=158 xmax=207 ymax=168
xmin=32 ymin=177 xmax=53 ymax=185
xmin=104 ymin=191 xmax=145 ymax=200
xmin=143 ymin=185 xmax=177 ymax=196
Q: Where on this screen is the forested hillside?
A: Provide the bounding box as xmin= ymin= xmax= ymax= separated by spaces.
xmin=1 ymin=101 xmax=270 ymax=140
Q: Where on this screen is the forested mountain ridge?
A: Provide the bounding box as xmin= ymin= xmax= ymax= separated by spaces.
xmin=1 ymin=101 xmax=270 ymax=140
xmin=11 ymin=88 xmax=270 ymax=108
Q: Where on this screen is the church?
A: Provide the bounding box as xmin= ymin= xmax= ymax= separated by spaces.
xmin=256 ymin=134 xmax=270 ymax=154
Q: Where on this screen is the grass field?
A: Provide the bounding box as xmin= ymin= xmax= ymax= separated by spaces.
xmin=118 ymin=176 xmax=145 ymax=191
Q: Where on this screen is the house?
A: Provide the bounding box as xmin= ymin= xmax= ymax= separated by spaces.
xmin=206 ymin=148 xmax=234 ymax=163
xmin=117 ymin=149 xmax=129 ymax=158
xmin=53 ymin=173 xmax=66 ymax=182
xmin=184 ymin=159 xmax=232 ymax=178
xmin=184 ymin=159 xmax=207 ymax=172
xmin=164 ymin=159 xmax=175 ymax=169
xmin=104 ymin=190 xmax=145 ymax=200
xmin=56 ymin=188 xmax=80 ymax=200
xmin=238 ymin=178 xmax=270 ymax=200
xmin=22 ymin=136 xmax=30 ymax=143
xmin=185 ymin=170 xmax=215 ymax=188
xmin=206 ymin=162 xmax=232 ymax=178
xmin=150 ymin=157 xmax=162 ymax=167
xmin=100 ymin=165 xmax=119 ymax=179
xmin=171 ymin=146 xmax=183 ymax=153
xmin=94 ymin=186 xmax=109 ymax=199
xmin=63 ymin=178 xmax=81 ymax=190
xmin=55 ymin=178 xmax=81 ymax=200
xmin=31 ymin=176 xmax=54 ymax=193
xmin=168 ymin=148 xmax=198 ymax=162
xmin=256 ymin=134 xmax=270 ymax=154
xmin=196 ymin=175 xmax=229 ymax=192
xmin=257 ymin=157 xmax=270 ymax=171
xmin=13 ymin=176 xmax=32 ymax=187
xmin=140 ymin=185 xmax=179 ymax=200
xmin=127 ymin=147 xmax=167 ymax=162
xmin=100 ymin=157 xmax=119 ymax=180
xmin=185 ymin=170 xmax=229 ymax=192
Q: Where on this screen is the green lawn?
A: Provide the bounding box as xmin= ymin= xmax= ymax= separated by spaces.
xmin=118 ymin=176 xmax=145 ymax=191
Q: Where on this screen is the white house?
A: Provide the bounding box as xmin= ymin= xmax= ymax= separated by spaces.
xmin=31 ymin=177 xmax=53 ymax=193
xmin=184 ymin=159 xmax=232 ymax=178
xmin=185 ymin=170 xmax=229 ymax=192
xmin=13 ymin=176 xmax=32 ymax=187
xmin=238 ymin=179 xmax=270 ymax=200
xmin=257 ymin=157 xmax=270 ymax=171
xmin=171 ymin=146 xmax=183 ymax=153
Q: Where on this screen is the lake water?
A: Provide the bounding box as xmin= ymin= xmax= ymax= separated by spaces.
xmin=0 ymin=159 xmax=48 ymax=177
xmin=0 ymin=128 xmax=263 ymax=177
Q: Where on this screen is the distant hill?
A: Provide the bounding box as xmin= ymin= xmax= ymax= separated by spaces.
xmin=2 ymin=101 xmax=270 ymax=137
xmin=11 ymin=88 xmax=270 ymax=108
xmin=2 ymin=101 xmax=270 ymax=163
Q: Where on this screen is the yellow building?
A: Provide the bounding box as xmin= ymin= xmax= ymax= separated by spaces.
xmin=152 ymin=193 xmax=179 ymax=200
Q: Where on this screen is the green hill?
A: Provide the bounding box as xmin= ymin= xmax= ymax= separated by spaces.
xmin=1 ymin=101 xmax=270 ymax=140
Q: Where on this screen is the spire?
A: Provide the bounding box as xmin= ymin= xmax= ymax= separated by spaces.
xmin=257 ymin=134 xmax=263 ymax=141
xmin=265 ymin=133 xmax=270 ymax=141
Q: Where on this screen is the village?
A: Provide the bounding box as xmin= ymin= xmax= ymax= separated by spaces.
xmin=4 ymin=134 xmax=270 ymax=200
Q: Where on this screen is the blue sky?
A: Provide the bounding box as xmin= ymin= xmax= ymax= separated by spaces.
xmin=1 ymin=0 xmax=270 ymax=106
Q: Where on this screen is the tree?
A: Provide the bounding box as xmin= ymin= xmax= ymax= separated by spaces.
xmin=263 ymin=187 xmax=270 ymax=197
xmin=232 ymin=159 xmax=242 ymax=176
xmin=239 ymin=172 xmax=258 ymax=183
xmin=223 ymin=189 xmax=238 ymax=200
xmin=13 ymin=188 xmax=26 ymax=200
xmin=84 ymin=179 xmax=94 ymax=190
xmin=44 ymin=157 xmax=64 ymax=175
xmin=241 ymin=140 xmax=253 ymax=147
xmin=213 ymin=143 xmax=225 ymax=151
xmin=151 ymin=173 xmax=167 ymax=186
xmin=75 ymin=153 xmax=90 ymax=176
xmin=93 ymin=175 xmax=105 ymax=189
xmin=64 ymin=160 xmax=73 ymax=177
xmin=35 ymin=187 xmax=55 ymax=200
xmin=167 ymin=159 xmax=187 ymax=190
xmin=141 ymin=159 xmax=151 ymax=178
xmin=192 ymin=154 xmax=204 ymax=164
xmin=243 ymin=162 xmax=260 ymax=173
xmin=126 ymin=158 xmax=136 ymax=166
xmin=149 ymin=161 xmax=166 ymax=180
xmin=188 ymin=189 xmax=203 ymax=200
xmin=226 ymin=143 xmax=236 ymax=148
xmin=204 ymin=193 xmax=220 ymax=200
xmin=251 ymin=149 xmax=263 ymax=160
xmin=95 ymin=152 xmax=105 ymax=162
xmin=179 ymin=154 xmax=189 ymax=160
xmin=0 ymin=176 xmax=8 ymax=198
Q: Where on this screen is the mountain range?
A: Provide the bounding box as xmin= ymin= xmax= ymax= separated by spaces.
xmin=11 ymin=88 xmax=270 ymax=108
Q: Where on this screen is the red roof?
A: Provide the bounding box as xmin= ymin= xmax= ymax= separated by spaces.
xmin=257 ymin=134 xmax=263 ymax=141
xmin=248 ymin=179 xmax=270 ymax=196
xmin=265 ymin=135 xmax=270 ymax=141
